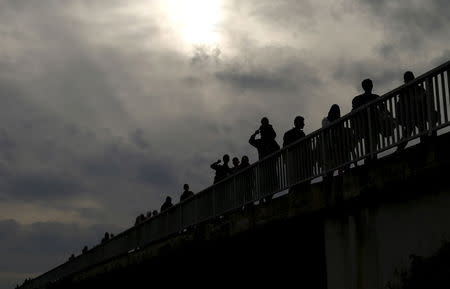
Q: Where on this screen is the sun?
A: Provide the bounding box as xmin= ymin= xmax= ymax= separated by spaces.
xmin=162 ymin=0 xmax=223 ymax=47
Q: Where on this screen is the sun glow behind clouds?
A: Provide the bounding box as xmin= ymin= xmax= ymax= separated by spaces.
xmin=162 ymin=0 xmax=223 ymax=47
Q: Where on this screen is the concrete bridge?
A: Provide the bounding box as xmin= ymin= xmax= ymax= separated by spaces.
xmin=19 ymin=61 xmax=450 ymax=289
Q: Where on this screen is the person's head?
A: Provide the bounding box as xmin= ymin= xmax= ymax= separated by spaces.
xmin=183 ymin=184 xmax=189 ymax=191
xmin=223 ymin=154 xmax=230 ymax=163
xmin=241 ymin=155 xmax=249 ymax=165
xmin=261 ymin=117 xmax=269 ymax=126
xmin=361 ymin=78 xmax=373 ymax=93
xmin=328 ymin=104 xmax=341 ymax=122
xmin=404 ymin=71 xmax=415 ymax=83
xmin=152 ymin=210 xmax=158 ymax=216
xmin=232 ymin=157 xmax=240 ymax=167
xmin=104 ymin=232 xmax=109 ymax=238
xmin=294 ymin=116 xmax=305 ymax=129
xmin=165 ymin=196 xmax=172 ymax=203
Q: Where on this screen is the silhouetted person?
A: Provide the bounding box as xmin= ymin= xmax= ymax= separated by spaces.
xmin=146 ymin=211 xmax=152 ymax=218
xmin=283 ymin=116 xmax=306 ymax=147
xmin=152 ymin=210 xmax=158 ymax=217
xmin=180 ymin=184 xmax=194 ymax=202
xmin=210 ymin=154 xmax=232 ymax=183
xmin=231 ymin=157 xmax=240 ymax=174
xmin=237 ymin=155 xmax=253 ymax=208
xmin=321 ymin=104 xmax=353 ymax=175
xmin=101 ymin=232 xmax=110 ymax=244
xmin=160 ymin=196 xmax=173 ymax=212
xmin=239 ymin=155 xmax=250 ymax=170
xmin=82 ymin=246 xmax=88 ymax=254
xmin=249 ymin=117 xmax=280 ymax=203
xmin=69 ymin=254 xmax=75 ymax=261
xmin=396 ymin=71 xmax=437 ymax=151
xmin=352 ymin=79 xmax=379 ymax=110
xmin=134 ymin=215 xmax=141 ymax=226
xmin=249 ymin=117 xmax=280 ymax=159
xmin=351 ymin=78 xmax=380 ymax=160
xmin=322 ymin=104 xmax=340 ymax=127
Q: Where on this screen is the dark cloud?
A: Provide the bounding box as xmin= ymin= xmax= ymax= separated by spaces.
xmin=2 ymin=173 xmax=82 ymax=202
xmin=361 ymin=0 xmax=450 ymax=51
xmin=0 ymin=219 xmax=120 ymax=273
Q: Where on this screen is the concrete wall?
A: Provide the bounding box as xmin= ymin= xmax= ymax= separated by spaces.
xmin=325 ymin=170 xmax=450 ymax=289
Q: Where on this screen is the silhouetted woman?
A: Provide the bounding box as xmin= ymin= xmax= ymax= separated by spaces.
xmin=322 ymin=104 xmax=341 ymax=127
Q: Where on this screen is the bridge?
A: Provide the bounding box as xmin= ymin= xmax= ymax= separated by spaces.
xmin=19 ymin=60 xmax=450 ymax=289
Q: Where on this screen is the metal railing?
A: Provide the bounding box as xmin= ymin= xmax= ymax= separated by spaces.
xmin=20 ymin=60 xmax=450 ymax=289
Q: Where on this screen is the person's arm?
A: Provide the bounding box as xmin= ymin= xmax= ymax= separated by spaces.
xmin=210 ymin=160 xmax=221 ymax=170
xmin=249 ymin=130 xmax=259 ymax=147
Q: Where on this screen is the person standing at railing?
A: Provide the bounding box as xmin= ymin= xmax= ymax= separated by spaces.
xmin=321 ymin=104 xmax=354 ymax=175
xmin=210 ymin=154 xmax=232 ymax=183
xmin=239 ymin=155 xmax=250 ymax=170
xmin=396 ymin=71 xmax=438 ymax=151
xmin=101 ymin=232 xmax=110 ymax=244
xmin=249 ymin=117 xmax=280 ymax=203
xmin=249 ymin=117 xmax=280 ymax=159
xmin=351 ymin=78 xmax=381 ymax=160
xmin=160 ymin=196 xmax=173 ymax=212
xmin=231 ymin=157 xmax=241 ymax=174
xmin=283 ymin=116 xmax=305 ymax=147
xmin=283 ymin=116 xmax=307 ymax=193
xmin=180 ymin=184 xmax=194 ymax=202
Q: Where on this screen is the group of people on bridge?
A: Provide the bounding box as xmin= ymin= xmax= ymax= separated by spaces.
xmin=68 ymin=70 xmax=437 ymax=262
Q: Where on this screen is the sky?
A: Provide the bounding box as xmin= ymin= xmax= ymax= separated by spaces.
xmin=0 ymin=0 xmax=449 ymax=288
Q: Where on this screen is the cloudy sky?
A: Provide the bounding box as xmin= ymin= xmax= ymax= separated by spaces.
xmin=0 ymin=0 xmax=449 ymax=287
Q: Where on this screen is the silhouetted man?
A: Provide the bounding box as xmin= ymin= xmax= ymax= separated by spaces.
xmin=249 ymin=117 xmax=280 ymax=160
xmin=283 ymin=116 xmax=306 ymax=147
xmin=352 ymin=79 xmax=379 ymax=110
xmin=352 ymin=78 xmax=380 ymax=159
xmin=160 ymin=196 xmax=173 ymax=212
xmin=211 ymin=154 xmax=232 ymax=183
xmin=152 ymin=210 xmax=158 ymax=217
xmin=82 ymin=246 xmax=88 ymax=254
xmin=231 ymin=157 xmax=240 ymax=174
xmin=180 ymin=184 xmax=194 ymax=202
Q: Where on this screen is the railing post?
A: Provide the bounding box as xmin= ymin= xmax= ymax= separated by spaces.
xmin=366 ymin=106 xmax=375 ymax=157
xmin=426 ymin=77 xmax=436 ymax=134
xmin=285 ymin=147 xmax=290 ymax=187
xmin=320 ymin=130 xmax=327 ymax=175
